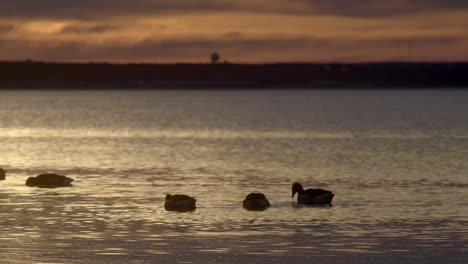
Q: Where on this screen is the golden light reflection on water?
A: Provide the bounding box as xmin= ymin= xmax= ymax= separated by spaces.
xmin=0 ymin=127 xmax=353 ymax=139
xmin=0 ymin=90 xmax=468 ymax=263
xmin=1 ymin=167 xmax=468 ymax=263
xmin=2 ymin=127 xmax=468 ymax=139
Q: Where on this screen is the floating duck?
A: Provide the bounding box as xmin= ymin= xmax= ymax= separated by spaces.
xmin=243 ymin=192 xmax=270 ymax=211
xmin=25 ymin=173 xmax=74 ymax=188
xmin=164 ymin=194 xmax=196 ymax=212
xmin=292 ymin=182 xmax=334 ymax=205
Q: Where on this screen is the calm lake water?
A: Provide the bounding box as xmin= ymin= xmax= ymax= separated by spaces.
xmin=0 ymin=89 xmax=467 ymax=263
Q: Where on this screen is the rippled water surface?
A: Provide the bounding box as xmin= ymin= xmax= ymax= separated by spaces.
xmin=0 ymin=89 xmax=467 ymax=263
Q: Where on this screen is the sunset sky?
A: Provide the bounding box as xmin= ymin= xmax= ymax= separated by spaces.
xmin=0 ymin=0 xmax=467 ymax=63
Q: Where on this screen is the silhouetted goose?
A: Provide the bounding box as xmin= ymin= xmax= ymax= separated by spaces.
xmin=243 ymin=192 xmax=270 ymax=211
xmin=292 ymin=182 xmax=334 ymax=205
xmin=25 ymin=173 xmax=74 ymax=188
xmin=164 ymin=194 xmax=196 ymax=212
xmin=0 ymin=168 xmax=5 ymax=180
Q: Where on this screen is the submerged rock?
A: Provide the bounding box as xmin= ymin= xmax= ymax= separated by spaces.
xmin=25 ymin=173 xmax=74 ymax=188
xmin=0 ymin=168 xmax=5 ymax=180
xmin=243 ymin=192 xmax=270 ymax=211
xmin=164 ymin=194 xmax=196 ymax=212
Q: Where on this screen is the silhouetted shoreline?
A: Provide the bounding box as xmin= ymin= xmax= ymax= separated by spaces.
xmin=1 ymin=61 xmax=467 ymax=89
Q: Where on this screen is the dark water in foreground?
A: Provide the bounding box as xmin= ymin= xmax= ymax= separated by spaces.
xmin=0 ymin=89 xmax=467 ymax=263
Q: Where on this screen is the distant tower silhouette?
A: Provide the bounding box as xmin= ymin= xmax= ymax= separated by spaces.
xmin=211 ymin=52 xmax=220 ymax=64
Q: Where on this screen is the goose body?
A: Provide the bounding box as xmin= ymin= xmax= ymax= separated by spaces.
xmin=25 ymin=173 xmax=74 ymax=188
xmin=292 ymin=182 xmax=334 ymax=205
xmin=243 ymin=192 xmax=270 ymax=211
xmin=164 ymin=194 xmax=196 ymax=211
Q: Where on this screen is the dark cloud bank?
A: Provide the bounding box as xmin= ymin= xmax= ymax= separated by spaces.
xmin=1 ymin=0 xmax=468 ymax=19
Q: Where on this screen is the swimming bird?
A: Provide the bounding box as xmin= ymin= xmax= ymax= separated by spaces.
xmin=292 ymin=182 xmax=334 ymax=205
xmin=243 ymin=192 xmax=270 ymax=211
xmin=0 ymin=168 xmax=5 ymax=180
xmin=164 ymin=194 xmax=196 ymax=212
xmin=25 ymin=173 xmax=74 ymax=188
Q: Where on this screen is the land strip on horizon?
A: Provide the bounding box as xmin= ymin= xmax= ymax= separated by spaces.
xmin=1 ymin=61 xmax=467 ymax=89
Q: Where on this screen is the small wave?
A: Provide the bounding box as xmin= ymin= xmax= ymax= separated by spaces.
xmin=0 ymin=128 xmax=354 ymax=139
xmin=353 ymin=178 xmax=468 ymax=189
xmin=2 ymin=128 xmax=468 ymax=140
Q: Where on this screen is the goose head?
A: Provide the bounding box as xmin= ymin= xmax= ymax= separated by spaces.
xmin=292 ymin=182 xmax=304 ymax=198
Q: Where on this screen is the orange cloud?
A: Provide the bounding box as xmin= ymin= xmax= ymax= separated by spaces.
xmin=0 ymin=9 xmax=467 ymax=62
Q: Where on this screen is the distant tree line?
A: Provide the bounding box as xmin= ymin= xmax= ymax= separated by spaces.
xmin=0 ymin=61 xmax=467 ymax=89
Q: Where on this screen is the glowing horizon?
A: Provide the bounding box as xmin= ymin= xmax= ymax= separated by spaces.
xmin=0 ymin=1 xmax=467 ymax=63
